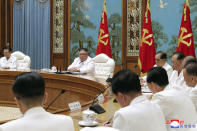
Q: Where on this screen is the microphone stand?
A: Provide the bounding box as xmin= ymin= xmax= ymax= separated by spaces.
xmin=45 ymin=89 xmax=66 ymax=111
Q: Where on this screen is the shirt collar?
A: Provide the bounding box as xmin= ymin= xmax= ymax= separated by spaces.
xmin=162 ymin=62 xmax=167 ymax=68
xmin=24 ymin=106 xmax=45 ymax=117
xmin=129 ymin=95 xmax=147 ymax=106
xmin=80 ymin=56 xmax=89 ymax=63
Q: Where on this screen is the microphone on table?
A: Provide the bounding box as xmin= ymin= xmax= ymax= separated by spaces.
xmin=55 ymin=66 xmax=66 ymax=74
xmin=56 ymin=66 xmax=59 ymax=73
xmin=89 ymin=93 xmax=106 ymax=114
xmin=105 ymin=76 xmax=118 ymax=103
xmin=89 ymin=78 xmax=112 ymax=114
xmin=45 ymin=89 xmax=66 ymax=111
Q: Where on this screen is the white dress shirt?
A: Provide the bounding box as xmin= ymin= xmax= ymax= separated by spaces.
xmin=169 ymin=70 xmax=184 ymax=85
xmin=162 ymin=63 xmax=173 ymax=79
xmin=0 ymin=56 xmax=17 ymax=69
xmin=68 ymin=56 xmax=95 ymax=74
xmin=189 ymin=85 xmax=197 ymax=113
xmin=151 ymin=86 xmax=197 ymax=131
xmin=113 ymin=95 xmax=167 ymax=131
xmin=168 ymin=70 xmax=188 ymax=91
xmin=0 ymin=107 xmax=75 ymax=131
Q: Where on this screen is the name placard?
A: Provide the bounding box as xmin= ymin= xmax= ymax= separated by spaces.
xmin=68 ymin=101 xmax=81 ymax=112
xmin=97 ymin=94 xmax=105 ymax=104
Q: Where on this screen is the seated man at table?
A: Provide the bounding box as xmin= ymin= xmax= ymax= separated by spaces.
xmin=141 ymin=51 xmax=173 ymax=85
xmin=68 ymin=48 xmax=95 ymax=74
xmin=110 ymin=70 xmax=167 ymax=131
xmin=183 ymin=62 xmax=197 ymax=112
xmin=0 ymin=46 xmax=17 ymax=69
xmin=155 ymin=51 xmax=173 ymax=78
xmin=0 ymin=72 xmax=75 ymax=131
xmin=169 ymin=52 xmax=185 ymax=86
xmin=147 ymin=67 xmax=197 ymax=130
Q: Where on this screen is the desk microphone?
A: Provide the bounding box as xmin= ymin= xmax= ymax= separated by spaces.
xmin=89 ymin=81 xmax=111 ymax=114
xmin=46 ymin=89 xmax=66 ymax=111
xmin=55 ymin=66 xmax=67 ymax=74
xmin=105 ymin=76 xmax=117 ymax=103
xmin=106 ymin=74 xmax=112 ymax=83
xmin=89 ymin=93 xmax=105 ymax=114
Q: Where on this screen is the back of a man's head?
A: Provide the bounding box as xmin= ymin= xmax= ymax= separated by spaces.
xmin=183 ymin=56 xmax=197 ymax=68
xmin=13 ymin=72 xmax=45 ymax=106
xmin=147 ymin=67 xmax=169 ymax=87
xmin=184 ymin=62 xmax=197 ymax=77
xmin=112 ymin=69 xmax=141 ymax=95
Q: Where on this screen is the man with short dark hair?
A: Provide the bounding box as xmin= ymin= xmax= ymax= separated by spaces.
xmin=68 ymin=48 xmax=95 ymax=74
xmin=168 ymin=55 xmax=196 ymax=91
xmin=169 ymin=52 xmax=185 ymax=86
xmin=141 ymin=51 xmax=172 ymax=84
xmin=111 ymin=70 xmax=167 ymax=131
xmin=0 ymin=72 xmax=75 ymax=131
xmin=155 ymin=51 xmax=173 ymax=78
xmin=147 ymin=67 xmax=197 ymax=130
xmin=183 ymin=62 xmax=197 ymax=111
xmin=0 ymin=46 xmax=17 ymax=69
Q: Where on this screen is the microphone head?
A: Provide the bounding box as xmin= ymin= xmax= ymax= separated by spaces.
xmin=106 ymin=78 xmax=112 ymax=82
xmin=61 ymin=89 xmax=66 ymax=94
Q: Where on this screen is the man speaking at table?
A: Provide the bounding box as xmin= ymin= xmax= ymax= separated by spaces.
xmin=67 ymin=48 xmax=95 ymax=74
xmin=0 ymin=72 xmax=75 ymax=131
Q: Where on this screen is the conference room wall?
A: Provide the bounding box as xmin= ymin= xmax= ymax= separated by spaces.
xmin=50 ymin=0 xmax=147 ymax=74
xmin=150 ymin=0 xmax=197 ymax=64
xmin=0 ymin=0 xmax=147 ymax=73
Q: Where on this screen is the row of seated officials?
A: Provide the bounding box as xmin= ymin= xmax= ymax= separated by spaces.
xmin=0 ymin=47 xmax=102 ymax=76
xmin=1 ymin=47 xmax=197 ymax=131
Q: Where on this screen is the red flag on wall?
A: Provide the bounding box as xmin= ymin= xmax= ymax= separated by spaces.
xmin=96 ymin=0 xmax=112 ymax=58
xmin=177 ymin=0 xmax=196 ymax=57
xmin=138 ymin=0 xmax=156 ymax=75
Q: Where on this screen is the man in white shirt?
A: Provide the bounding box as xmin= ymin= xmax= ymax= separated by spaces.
xmin=68 ymin=48 xmax=95 ymax=74
xmin=183 ymin=62 xmax=197 ymax=112
xmin=0 ymin=72 xmax=75 ymax=131
xmin=168 ymin=55 xmax=196 ymax=91
xmin=141 ymin=51 xmax=172 ymax=85
xmin=108 ymin=70 xmax=167 ymax=131
xmin=169 ymin=52 xmax=185 ymax=85
xmin=147 ymin=67 xmax=197 ymax=131
xmin=0 ymin=47 xmax=17 ymax=69
xmin=155 ymin=51 xmax=173 ymax=78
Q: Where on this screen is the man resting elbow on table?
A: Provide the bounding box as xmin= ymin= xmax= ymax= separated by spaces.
xmin=67 ymin=48 xmax=95 ymax=74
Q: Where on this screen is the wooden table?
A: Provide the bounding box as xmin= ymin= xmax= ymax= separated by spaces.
xmin=0 ymin=70 xmax=121 ymax=130
xmin=0 ymin=70 xmax=107 ymax=113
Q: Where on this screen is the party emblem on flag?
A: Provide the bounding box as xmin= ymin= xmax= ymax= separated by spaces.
xmin=138 ymin=0 xmax=156 ymax=75
xmin=96 ymin=0 xmax=112 ymax=58
xmin=177 ymin=0 xmax=195 ymax=57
